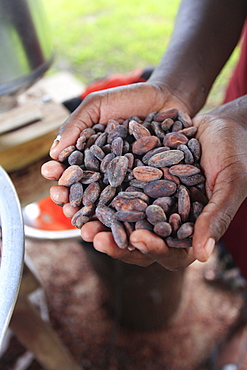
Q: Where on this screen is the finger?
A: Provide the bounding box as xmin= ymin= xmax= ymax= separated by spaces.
xmin=49 ymin=97 xmax=101 ymax=159
xmin=41 ymin=161 xmax=65 ymax=180
xmin=50 ymin=185 xmax=69 ymax=206
xmin=93 ymin=231 xmax=153 ymax=266
xmin=130 ymin=229 xmax=195 ymax=271
xmin=193 ymin=180 xmax=245 ymax=262
xmin=81 ymin=221 xmax=108 ymax=242
xmin=63 ymin=202 xmax=80 ymax=218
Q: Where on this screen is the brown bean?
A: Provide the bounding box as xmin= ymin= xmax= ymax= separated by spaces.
xmin=115 ymin=210 xmax=145 ymax=222
xmin=154 ymin=222 xmax=172 ymax=237
xmin=153 ymin=108 xmax=178 ymax=121
xmin=133 ymin=166 xmax=163 ymax=182
xmin=111 ymin=221 xmax=129 ymax=249
xmin=128 ymin=120 xmax=151 ymax=140
xmin=132 ymin=136 xmax=160 ymax=155
xmin=98 ymin=185 xmax=116 ymax=205
xmin=69 ymin=182 xmax=83 ymax=207
xmin=163 ymin=132 xmax=188 ymax=148
xmin=145 ymin=204 xmax=167 ymax=225
xmin=148 ymin=150 xmax=184 ymax=167
xmin=178 ymin=185 xmax=191 ymax=222
xmin=95 ymin=205 xmax=116 ymax=227
xmin=169 ymin=164 xmax=200 ymax=177
xmin=169 ymin=213 xmax=182 ymax=234
xmin=135 ymin=219 xmax=153 ymax=231
xmin=107 ymin=156 xmax=129 ymax=187
xmin=144 ymin=180 xmax=177 ymax=198
xmin=177 ymin=222 xmax=194 ymax=239
xmin=82 ymin=181 xmax=101 ymax=206
xmin=58 ymin=146 xmax=76 ymax=162
xmin=166 ymin=237 xmax=192 ymax=248
xmin=58 ymin=165 xmax=84 ymax=187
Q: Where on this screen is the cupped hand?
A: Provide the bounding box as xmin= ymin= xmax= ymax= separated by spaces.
xmin=41 ymin=82 xmax=197 ymax=271
xmin=192 ymin=106 xmax=247 ymax=263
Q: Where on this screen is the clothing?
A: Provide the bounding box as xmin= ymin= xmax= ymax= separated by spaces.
xmin=221 ymin=20 xmax=247 ymax=279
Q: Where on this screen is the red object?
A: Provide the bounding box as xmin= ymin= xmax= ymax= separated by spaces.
xmin=221 ymin=20 xmax=247 ymax=279
xmin=80 ymin=68 xmax=146 ymax=99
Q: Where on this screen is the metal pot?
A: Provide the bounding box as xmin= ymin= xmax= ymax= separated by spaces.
xmin=0 ymin=0 xmax=54 ymax=111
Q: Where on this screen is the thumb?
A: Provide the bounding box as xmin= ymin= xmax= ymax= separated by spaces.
xmin=192 ymin=180 xmax=245 ymax=262
xmin=49 ymin=99 xmax=99 ymax=159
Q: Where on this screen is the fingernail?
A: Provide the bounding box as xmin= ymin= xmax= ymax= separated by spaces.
xmin=51 ymin=134 xmax=61 ymax=150
xmin=204 ymin=238 xmax=215 ymax=260
xmin=132 ymin=241 xmax=148 ymax=254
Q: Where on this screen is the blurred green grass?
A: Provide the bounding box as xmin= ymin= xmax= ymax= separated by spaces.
xmin=43 ymin=0 xmax=239 ymax=112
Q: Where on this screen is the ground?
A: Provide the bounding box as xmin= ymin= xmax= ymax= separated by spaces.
xmin=1 ymin=237 xmax=246 ymax=370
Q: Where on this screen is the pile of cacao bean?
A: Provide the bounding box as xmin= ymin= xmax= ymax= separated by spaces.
xmin=57 ymin=108 xmax=208 ymax=250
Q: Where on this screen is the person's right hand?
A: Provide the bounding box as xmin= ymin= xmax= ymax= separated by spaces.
xmin=191 ymin=101 xmax=247 ymax=262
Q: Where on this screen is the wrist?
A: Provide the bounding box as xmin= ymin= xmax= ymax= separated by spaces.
xmin=148 ymin=74 xmax=207 ymax=118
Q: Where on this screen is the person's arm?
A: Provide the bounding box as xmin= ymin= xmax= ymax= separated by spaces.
xmin=149 ymin=0 xmax=247 ymax=116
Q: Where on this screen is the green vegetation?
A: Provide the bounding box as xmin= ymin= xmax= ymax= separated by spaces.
xmin=43 ymin=0 xmax=239 ymax=112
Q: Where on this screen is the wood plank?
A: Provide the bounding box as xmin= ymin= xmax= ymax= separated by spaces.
xmin=0 ymin=100 xmax=69 ymax=171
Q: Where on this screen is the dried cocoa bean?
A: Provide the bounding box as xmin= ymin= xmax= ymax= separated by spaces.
xmin=148 ymin=150 xmax=184 ymax=167
xmin=188 ymin=138 xmax=201 ymax=161
xmin=169 ymin=213 xmax=182 ymax=234
xmin=153 ymin=196 xmax=174 ymax=212
xmin=133 ymin=166 xmax=163 ymax=182
xmin=111 ymin=197 xmax=148 ymax=212
xmin=69 ymin=182 xmax=83 ymax=207
xmin=128 ymin=120 xmax=151 ymax=140
xmin=166 ymin=237 xmax=192 ymax=248
xmin=172 ymin=120 xmax=183 ymax=132
xmin=142 ymin=146 xmax=170 ymax=164
xmin=95 ymin=205 xmax=116 ymax=227
xmin=168 ymin=164 xmax=201 ymax=177
xmin=58 ymin=146 xmax=76 ymax=162
xmin=132 ymin=136 xmax=160 ymax=155
xmin=163 ymin=132 xmax=188 ymax=148
xmin=177 ymin=110 xmax=192 ymax=127
xmin=145 ymin=204 xmax=167 ymax=225
xmin=144 ymin=180 xmax=177 ymax=198
xmin=80 ymin=171 xmax=101 ymax=184
xmin=82 ymin=181 xmax=101 ymax=206
xmin=111 ymin=137 xmax=124 ymax=156
xmin=178 ymin=185 xmax=191 ymax=222
xmin=177 ymin=222 xmax=194 ymax=239
xmin=115 ymin=210 xmax=145 ymax=222
xmin=68 ymin=150 xmax=84 ymax=166
xmin=111 ymin=221 xmax=129 ymax=249
xmin=180 ymin=173 xmax=205 ymax=187
xmin=154 ymin=108 xmax=178 ymax=121
xmin=58 ymin=165 xmax=84 ymax=186
xmin=135 ymin=219 xmax=153 ymax=231
xmin=89 ymin=144 xmax=105 ymax=161
xmin=98 ymin=185 xmax=116 ymax=205
xmin=107 ymin=156 xmax=129 ymax=187
xmin=161 ymin=167 xmax=180 ymax=185
xmin=153 ymin=222 xmax=172 ymax=237
xmin=177 ymin=144 xmax=194 ymax=164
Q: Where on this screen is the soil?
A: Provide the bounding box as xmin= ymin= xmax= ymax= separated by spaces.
xmin=0 ymin=238 xmax=246 ymax=370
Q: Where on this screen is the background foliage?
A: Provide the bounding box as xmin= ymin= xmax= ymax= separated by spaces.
xmin=43 ymin=0 xmax=240 ymax=111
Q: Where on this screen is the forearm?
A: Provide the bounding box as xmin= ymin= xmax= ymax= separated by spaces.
xmin=148 ymin=0 xmax=247 ymax=116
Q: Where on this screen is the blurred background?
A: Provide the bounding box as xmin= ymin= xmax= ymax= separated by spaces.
xmin=43 ymin=0 xmax=240 ymax=112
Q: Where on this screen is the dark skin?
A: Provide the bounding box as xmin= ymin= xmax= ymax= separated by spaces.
xmin=42 ymin=0 xmax=247 ymax=271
